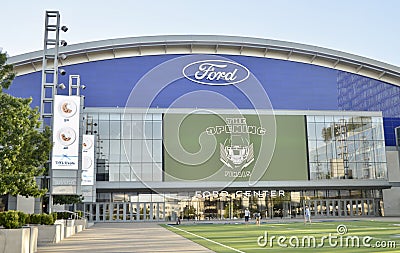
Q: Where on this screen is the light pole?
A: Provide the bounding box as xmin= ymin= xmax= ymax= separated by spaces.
xmin=40 ymin=10 xmax=68 ymax=213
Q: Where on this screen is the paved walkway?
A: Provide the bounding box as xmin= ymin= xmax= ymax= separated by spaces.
xmin=37 ymin=222 xmax=214 ymax=253
xmin=37 ymin=217 xmax=400 ymax=253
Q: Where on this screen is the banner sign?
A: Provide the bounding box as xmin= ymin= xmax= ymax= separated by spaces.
xmin=52 ymin=95 xmax=81 ymax=170
xmin=81 ymin=135 xmax=95 ymax=185
xmin=163 ymin=113 xmax=308 ymax=182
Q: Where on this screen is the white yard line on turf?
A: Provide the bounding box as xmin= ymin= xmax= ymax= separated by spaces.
xmin=167 ymin=225 xmax=245 ymax=253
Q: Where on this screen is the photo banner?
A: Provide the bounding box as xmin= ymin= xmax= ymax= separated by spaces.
xmin=81 ymin=134 xmax=95 ymax=186
xmin=52 ymin=95 xmax=81 ymax=170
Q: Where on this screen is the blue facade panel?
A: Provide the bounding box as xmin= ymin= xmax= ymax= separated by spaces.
xmin=7 ymin=54 xmax=400 ymax=146
xmin=8 ymin=55 xmax=339 ymax=110
xmin=383 ymin=117 xmax=400 ymax=146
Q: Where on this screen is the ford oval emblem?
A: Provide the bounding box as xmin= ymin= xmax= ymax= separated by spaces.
xmin=182 ymin=60 xmax=250 ymax=85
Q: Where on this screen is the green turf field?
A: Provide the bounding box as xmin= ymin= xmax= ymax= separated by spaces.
xmin=162 ymin=220 xmax=400 ymax=252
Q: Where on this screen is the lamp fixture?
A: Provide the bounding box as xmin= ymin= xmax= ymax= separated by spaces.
xmin=61 ymin=25 xmax=68 ymax=32
xmin=59 ymin=54 xmax=67 ymax=60
xmin=60 ymin=40 xmax=67 ymax=47
xmin=57 ymin=83 xmax=66 ymax=89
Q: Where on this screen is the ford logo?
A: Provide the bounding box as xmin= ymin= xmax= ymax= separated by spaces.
xmin=182 ymin=60 xmax=250 ymax=85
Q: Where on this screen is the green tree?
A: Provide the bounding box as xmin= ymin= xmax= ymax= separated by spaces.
xmin=0 ymin=51 xmax=51 ymax=197
xmin=52 ymin=195 xmax=83 ymax=205
xmin=0 ymin=52 xmax=15 ymax=91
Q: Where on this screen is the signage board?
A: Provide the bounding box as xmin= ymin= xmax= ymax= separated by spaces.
xmin=51 ymin=95 xmax=81 ymax=170
xmin=81 ymin=135 xmax=95 ymax=185
xmin=163 ymin=113 xmax=308 ymax=181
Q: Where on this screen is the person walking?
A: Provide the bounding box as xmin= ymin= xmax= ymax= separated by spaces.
xmin=244 ymin=208 xmax=250 ymax=225
xmin=304 ymin=206 xmax=311 ymax=224
xmin=255 ymin=211 xmax=261 ymax=226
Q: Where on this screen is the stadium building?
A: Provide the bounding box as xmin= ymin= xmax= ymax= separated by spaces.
xmin=4 ymin=35 xmax=400 ymax=221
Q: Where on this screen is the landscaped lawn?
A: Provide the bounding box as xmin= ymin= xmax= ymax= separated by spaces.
xmin=163 ymin=220 xmax=400 ymax=252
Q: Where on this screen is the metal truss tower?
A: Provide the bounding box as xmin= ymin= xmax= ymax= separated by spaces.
xmin=40 ymin=10 xmax=63 ymax=121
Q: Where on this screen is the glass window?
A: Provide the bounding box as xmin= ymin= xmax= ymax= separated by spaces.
xmin=153 ymin=140 xmax=162 ymax=162
xmin=109 ymin=140 xmax=121 ymax=162
xmin=100 ymin=139 xmax=110 ymax=159
xmin=99 ymin=113 xmax=109 ymax=120
xmin=144 ymin=121 xmax=153 ymax=139
xmin=132 ymin=114 xmax=142 ymax=120
xmin=89 ymin=113 xmax=99 ymax=121
xmin=120 ymin=140 xmax=131 ymax=163
xmin=307 ymin=121 xmax=317 ymax=140
xmin=308 ymin=113 xmax=387 ymax=181
xmin=109 ymin=164 xmax=120 ymax=182
xmin=144 ymin=114 xmax=153 ymax=121
xmin=138 ymin=193 xmax=152 ymax=202
xmin=142 ymin=140 xmax=153 ymax=162
xmin=121 ymin=121 xmax=132 ymax=139
xmin=132 ymin=121 xmax=143 ymax=139
xmin=110 ymin=113 xmax=120 ymax=120
xmin=129 ymin=166 xmax=139 ymax=181
xmin=326 ymin=141 xmax=336 ymax=160
xmin=130 ymin=163 xmax=141 ymax=180
xmin=153 ymin=121 xmax=162 ymax=139
xmin=315 ymin=122 xmax=328 ymax=141
xmin=132 ymin=140 xmax=142 ymax=162
xmin=314 ymin=115 xmax=324 ymax=123
xmin=324 ymin=115 xmax=334 ymax=123
xmin=97 ymin=193 xmax=111 ymax=202
xmin=339 ymin=190 xmax=350 ymax=197
xmin=348 ymin=162 xmax=358 ymax=179
xmin=152 ymin=192 xmax=164 ymax=202
xmin=333 ymin=115 xmax=345 ymax=122
xmin=112 ymin=193 xmax=126 ymax=202
xmin=153 ymin=114 xmax=162 ymax=121
xmin=120 ymin=164 xmax=130 ymax=182
xmin=142 ymin=163 xmax=153 ymax=181
xmin=121 ymin=114 xmax=131 ymax=121
xmin=110 ymin=121 xmax=121 ymax=139
xmin=98 ymin=120 xmax=110 ymax=139
xmin=153 ymin=163 xmax=162 ymax=181
xmin=376 ymin=163 xmax=387 ymax=179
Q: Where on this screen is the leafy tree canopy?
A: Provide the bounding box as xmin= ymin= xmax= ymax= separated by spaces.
xmin=0 ymin=51 xmax=51 ymax=197
xmin=53 ymin=195 xmax=84 ymax=205
xmin=0 ymin=52 xmax=15 ymax=91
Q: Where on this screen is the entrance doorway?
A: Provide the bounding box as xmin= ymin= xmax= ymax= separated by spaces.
xmin=84 ymin=202 xmax=165 ymax=222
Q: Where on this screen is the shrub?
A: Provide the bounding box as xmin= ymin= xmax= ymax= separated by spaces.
xmin=30 ymin=214 xmax=42 ymax=224
xmin=41 ymin=214 xmax=54 ymax=225
xmin=17 ymin=211 xmax=27 ymax=226
xmin=0 ymin=210 xmax=25 ymax=229
xmin=25 ymin=214 xmax=31 ymax=224
xmin=57 ymin=212 xmax=70 ymax=220
xmin=0 ymin=212 xmax=5 ymax=226
xmin=51 ymin=212 xmax=58 ymax=222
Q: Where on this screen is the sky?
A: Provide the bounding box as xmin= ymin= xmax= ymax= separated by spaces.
xmin=1 ymin=0 xmax=400 ymax=67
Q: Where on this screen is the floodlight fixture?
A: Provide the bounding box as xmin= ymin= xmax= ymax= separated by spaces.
xmin=57 ymin=83 xmax=66 ymax=89
xmin=60 ymin=40 xmax=68 ymax=47
xmin=59 ymin=54 xmax=67 ymax=60
xmin=59 ymin=69 xmax=66 ymax=75
xmin=61 ymin=25 xmax=68 ymax=32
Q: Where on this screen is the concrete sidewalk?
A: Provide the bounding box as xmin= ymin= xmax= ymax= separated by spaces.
xmin=37 ymin=217 xmax=400 ymax=252
xmin=37 ymin=223 xmax=214 ymax=253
